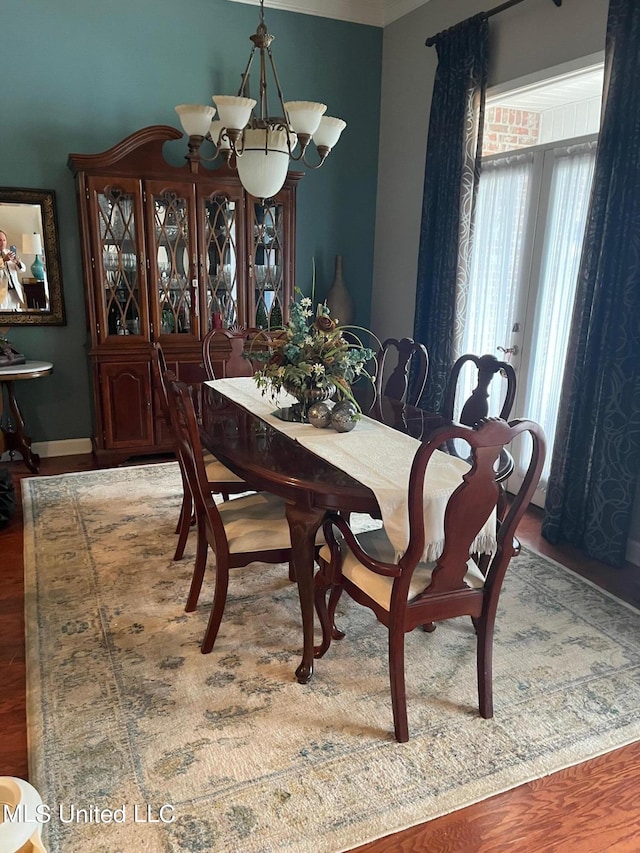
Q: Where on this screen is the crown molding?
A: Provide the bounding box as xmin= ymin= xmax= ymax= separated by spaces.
xmin=381 ymin=0 xmax=430 ymax=25
xmin=227 ymin=0 xmax=430 ymax=28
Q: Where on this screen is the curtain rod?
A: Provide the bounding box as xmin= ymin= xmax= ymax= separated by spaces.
xmin=425 ymin=0 xmax=562 ymax=47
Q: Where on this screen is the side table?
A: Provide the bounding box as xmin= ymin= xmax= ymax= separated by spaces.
xmin=0 ymin=360 xmax=53 ymax=474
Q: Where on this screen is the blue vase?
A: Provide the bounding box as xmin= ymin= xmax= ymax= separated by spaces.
xmin=31 ymin=254 xmax=45 ymax=281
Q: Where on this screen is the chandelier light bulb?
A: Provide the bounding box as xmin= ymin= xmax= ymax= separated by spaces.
xmin=175 ymin=104 xmax=216 ymax=138
xmin=236 ymin=128 xmax=291 ymax=199
xmin=284 ymin=101 xmax=327 ymax=136
xmin=212 ymin=96 xmax=256 ymax=131
xmin=314 ymin=117 xmax=347 ymax=151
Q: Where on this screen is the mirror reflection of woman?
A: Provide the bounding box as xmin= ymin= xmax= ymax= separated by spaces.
xmin=0 ymin=229 xmax=27 ymax=310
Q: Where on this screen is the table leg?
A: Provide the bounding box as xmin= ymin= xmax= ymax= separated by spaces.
xmin=285 ymin=501 xmax=326 ymax=684
xmin=0 ymin=380 xmax=41 ymax=474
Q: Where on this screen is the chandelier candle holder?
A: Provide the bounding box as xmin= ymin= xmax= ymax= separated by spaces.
xmin=22 ymin=232 xmax=45 ymax=281
xmin=175 ymin=0 xmax=346 ymax=199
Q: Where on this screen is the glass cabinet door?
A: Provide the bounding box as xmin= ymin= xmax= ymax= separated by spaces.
xmin=200 ymin=190 xmax=243 ymax=331
xmin=250 ymin=201 xmax=285 ymax=330
xmin=145 ymin=180 xmax=198 ymax=341
xmin=89 ymin=176 xmax=147 ymax=342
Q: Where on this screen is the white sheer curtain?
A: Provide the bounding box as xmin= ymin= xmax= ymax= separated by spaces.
xmin=520 ymin=142 xmax=596 ymax=484
xmin=455 ymin=152 xmax=533 ymax=416
xmin=458 ymin=142 xmax=596 ymax=493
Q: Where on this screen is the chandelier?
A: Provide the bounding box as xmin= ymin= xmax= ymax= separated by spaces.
xmin=175 ymin=0 xmax=346 ymax=200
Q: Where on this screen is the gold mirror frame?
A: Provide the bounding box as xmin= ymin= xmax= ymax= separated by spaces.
xmin=0 ymin=187 xmax=66 ymax=325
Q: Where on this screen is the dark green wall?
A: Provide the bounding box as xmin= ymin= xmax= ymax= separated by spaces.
xmin=2 ymin=0 xmax=381 ymax=444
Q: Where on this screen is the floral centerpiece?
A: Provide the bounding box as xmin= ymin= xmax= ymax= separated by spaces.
xmin=251 ymin=290 xmax=375 ymax=421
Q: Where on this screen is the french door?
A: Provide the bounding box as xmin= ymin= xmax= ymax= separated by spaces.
xmin=458 ymin=136 xmax=597 ymax=504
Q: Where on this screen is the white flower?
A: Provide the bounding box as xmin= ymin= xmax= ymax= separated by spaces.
xmin=300 ymin=297 xmax=312 ymax=308
xmin=304 ymin=335 xmax=313 ymax=346
xmin=312 ymin=363 xmax=326 ymax=375
xmin=276 ymin=367 xmax=285 ymax=377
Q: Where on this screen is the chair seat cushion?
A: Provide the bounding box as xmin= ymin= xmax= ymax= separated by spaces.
xmin=319 ymin=527 xmax=485 ymax=611
xmin=220 ymin=492 xmax=324 ymax=553
xmin=203 ymin=451 xmax=245 ymax=485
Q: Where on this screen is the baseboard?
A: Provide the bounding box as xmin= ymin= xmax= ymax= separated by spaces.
xmin=0 ymin=437 xmax=92 ymax=463
xmin=35 ymin=438 xmax=93 ymax=457
xmin=627 ymin=537 xmax=640 ymax=568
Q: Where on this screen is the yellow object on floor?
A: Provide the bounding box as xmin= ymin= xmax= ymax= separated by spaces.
xmin=0 ymin=777 xmax=46 ymax=852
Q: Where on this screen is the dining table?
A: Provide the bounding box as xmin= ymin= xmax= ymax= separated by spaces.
xmin=198 ymin=378 xmax=481 ymax=684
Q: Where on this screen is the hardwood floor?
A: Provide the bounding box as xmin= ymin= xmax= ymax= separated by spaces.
xmin=1 ymin=454 xmax=639 ymax=852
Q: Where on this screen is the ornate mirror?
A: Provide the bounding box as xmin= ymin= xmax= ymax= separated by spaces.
xmin=0 ymin=187 xmax=66 ymax=325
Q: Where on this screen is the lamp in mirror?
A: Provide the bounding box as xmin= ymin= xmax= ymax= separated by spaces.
xmin=174 ymin=0 xmax=346 ymax=199
xmin=22 ymin=232 xmax=45 ymax=281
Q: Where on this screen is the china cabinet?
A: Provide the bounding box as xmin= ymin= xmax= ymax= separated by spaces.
xmin=69 ymin=125 xmax=299 ymax=465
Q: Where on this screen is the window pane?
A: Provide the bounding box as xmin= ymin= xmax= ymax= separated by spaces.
xmin=520 ymin=143 xmax=596 ymax=485
xmin=484 ymin=64 xmax=603 ymax=155
xmin=457 ymin=154 xmax=533 ymax=415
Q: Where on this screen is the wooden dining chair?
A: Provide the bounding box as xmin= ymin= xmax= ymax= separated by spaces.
xmin=202 ymin=327 xmax=253 ymax=380
xmin=375 ymin=337 xmax=429 ymax=406
xmin=314 ymin=417 xmax=545 ymax=742
xmin=167 ymin=377 xmax=325 ymax=653
xmin=202 ymin=327 xmax=278 ymax=380
xmin=442 ymin=352 xmax=518 ymax=514
xmin=151 ymin=343 xmax=248 ymax=562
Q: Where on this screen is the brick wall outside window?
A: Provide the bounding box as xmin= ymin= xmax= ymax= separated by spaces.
xmin=482 ymin=106 xmax=540 ymax=156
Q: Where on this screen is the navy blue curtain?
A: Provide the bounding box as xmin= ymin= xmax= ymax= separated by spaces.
xmin=542 ymin=0 xmax=640 ymax=566
xmin=413 ymin=15 xmax=489 ymax=413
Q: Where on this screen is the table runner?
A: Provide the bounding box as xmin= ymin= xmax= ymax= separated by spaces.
xmin=207 ymin=377 xmax=496 ymax=561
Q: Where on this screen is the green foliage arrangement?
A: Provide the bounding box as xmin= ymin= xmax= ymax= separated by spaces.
xmin=252 ymin=291 xmax=376 ymax=408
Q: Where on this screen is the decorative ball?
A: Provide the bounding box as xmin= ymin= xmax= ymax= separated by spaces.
xmin=308 ymin=401 xmax=332 ymax=429
xmin=331 ymin=400 xmax=357 ymax=416
xmin=330 ymin=404 xmax=357 ymax=433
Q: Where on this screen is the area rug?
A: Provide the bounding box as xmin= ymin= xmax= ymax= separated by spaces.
xmin=23 ymin=463 xmax=640 ymax=853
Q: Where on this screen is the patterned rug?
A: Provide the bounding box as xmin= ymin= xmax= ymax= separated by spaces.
xmin=23 ymin=463 xmax=640 ymax=853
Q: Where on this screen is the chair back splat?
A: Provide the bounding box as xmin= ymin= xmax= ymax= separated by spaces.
xmin=151 ymin=343 xmax=193 ymax=558
xmin=202 ymin=327 xmax=277 ymax=380
xmin=167 ymin=379 xmax=231 ymax=560
xmin=442 ymin=353 xmax=518 ymax=490
xmin=314 ymin=416 xmax=545 ymax=742
xmin=443 ymin=353 xmax=516 ymax=427
xmin=150 ymin=341 xmax=173 ymax=428
xmin=375 ymin=337 xmax=429 ymax=407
